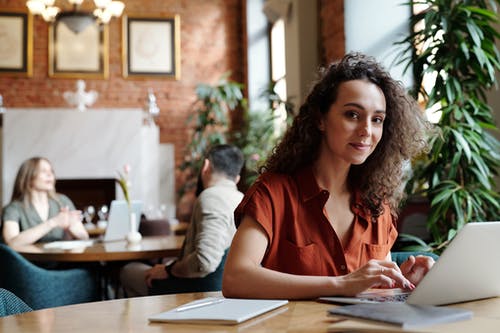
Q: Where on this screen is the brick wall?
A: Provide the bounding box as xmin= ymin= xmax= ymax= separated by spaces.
xmin=0 ymin=0 xmax=245 ymax=193
xmin=0 ymin=0 xmax=343 ymax=195
xmin=320 ymin=0 xmax=345 ymax=64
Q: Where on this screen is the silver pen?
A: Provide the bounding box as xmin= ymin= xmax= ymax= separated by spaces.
xmin=175 ymin=298 xmax=224 ymax=312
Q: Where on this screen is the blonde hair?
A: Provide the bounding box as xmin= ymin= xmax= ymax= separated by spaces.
xmin=11 ymin=157 xmax=59 ymax=207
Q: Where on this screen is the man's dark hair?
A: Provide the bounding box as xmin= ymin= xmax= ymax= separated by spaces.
xmin=206 ymin=144 xmax=244 ymax=179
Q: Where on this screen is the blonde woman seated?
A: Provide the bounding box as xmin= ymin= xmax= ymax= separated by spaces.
xmin=1 ymin=157 xmax=88 ymax=246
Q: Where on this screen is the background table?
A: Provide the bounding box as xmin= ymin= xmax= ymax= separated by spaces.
xmin=1 ymin=292 xmax=500 ymax=332
xmin=13 ymin=235 xmax=184 ymax=262
xmin=13 ymin=235 xmax=184 ymax=300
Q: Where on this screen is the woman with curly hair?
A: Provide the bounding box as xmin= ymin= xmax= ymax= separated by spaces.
xmin=222 ymin=52 xmax=435 ymax=299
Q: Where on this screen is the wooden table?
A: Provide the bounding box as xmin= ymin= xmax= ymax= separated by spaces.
xmin=1 ymin=292 xmax=500 ymax=332
xmin=13 ymin=235 xmax=184 ymax=300
xmin=13 ymin=235 xmax=184 ymax=262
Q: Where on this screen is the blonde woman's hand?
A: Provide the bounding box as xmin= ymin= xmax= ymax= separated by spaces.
xmin=336 ymin=259 xmax=415 ymax=296
xmin=65 ymin=208 xmax=89 ymax=239
xmin=67 ymin=209 xmax=83 ymax=226
xmin=49 ymin=207 xmax=72 ymax=230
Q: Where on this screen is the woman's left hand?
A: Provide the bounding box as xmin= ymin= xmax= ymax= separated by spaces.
xmin=399 ymin=255 xmax=435 ymax=285
xmin=64 ymin=207 xmax=89 ymax=239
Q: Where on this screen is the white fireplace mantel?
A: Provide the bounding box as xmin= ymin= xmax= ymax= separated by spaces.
xmin=1 ymin=108 xmax=175 ymax=218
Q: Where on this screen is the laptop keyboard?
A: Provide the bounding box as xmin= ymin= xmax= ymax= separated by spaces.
xmin=363 ymin=293 xmax=409 ymax=303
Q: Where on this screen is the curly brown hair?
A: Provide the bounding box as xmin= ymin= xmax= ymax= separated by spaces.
xmin=261 ymin=52 xmax=432 ymax=218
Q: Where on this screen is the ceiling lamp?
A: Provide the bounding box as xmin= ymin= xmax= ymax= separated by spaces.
xmin=26 ymin=0 xmax=125 ymax=34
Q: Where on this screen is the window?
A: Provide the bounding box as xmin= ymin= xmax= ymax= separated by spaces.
xmin=270 ymin=18 xmax=288 ymax=131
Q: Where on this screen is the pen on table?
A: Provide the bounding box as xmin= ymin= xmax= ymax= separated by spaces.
xmin=175 ymin=298 xmax=225 ymax=312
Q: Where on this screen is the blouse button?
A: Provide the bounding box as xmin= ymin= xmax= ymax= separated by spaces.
xmin=340 ymin=264 xmax=346 ymax=271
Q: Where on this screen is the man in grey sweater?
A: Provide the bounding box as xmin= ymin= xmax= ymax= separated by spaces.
xmin=120 ymin=144 xmax=244 ymax=296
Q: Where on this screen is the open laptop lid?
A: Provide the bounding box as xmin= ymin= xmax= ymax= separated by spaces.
xmin=103 ymin=200 xmax=143 ymax=242
xmin=319 ymin=221 xmax=500 ymax=305
xmin=407 ymin=221 xmax=500 ymax=305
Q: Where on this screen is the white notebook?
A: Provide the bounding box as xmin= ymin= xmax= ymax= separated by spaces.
xmin=148 ymin=297 xmax=289 ymax=325
xmin=42 ymin=239 xmax=95 ymax=250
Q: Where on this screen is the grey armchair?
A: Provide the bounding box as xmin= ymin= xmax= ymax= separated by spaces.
xmin=0 ymin=243 xmax=99 ymax=310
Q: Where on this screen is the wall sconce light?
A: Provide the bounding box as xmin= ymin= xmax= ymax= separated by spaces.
xmin=26 ymin=0 xmax=125 ymax=34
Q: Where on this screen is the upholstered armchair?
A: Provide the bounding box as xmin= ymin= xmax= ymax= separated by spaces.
xmin=149 ymin=249 xmax=229 ymax=295
xmin=0 ymin=288 xmax=32 ymax=317
xmin=0 ymin=244 xmax=99 ymax=310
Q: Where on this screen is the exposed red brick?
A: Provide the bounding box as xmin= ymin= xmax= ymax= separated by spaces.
xmin=0 ymin=0 xmax=344 ymax=194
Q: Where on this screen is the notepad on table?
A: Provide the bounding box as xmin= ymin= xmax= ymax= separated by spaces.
xmin=42 ymin=240 xmax=95 ymax=250
xmin=148 ymin=297 xmax=288 ymax=325
xmin=328 ymin=303 xmax=473 ymax=329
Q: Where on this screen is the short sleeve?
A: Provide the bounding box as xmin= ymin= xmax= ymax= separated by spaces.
xmin=234 ymin=178 xmax=275 ymax=242
xmin=388 ymin=213 xmax=399 ymax=248
xmin=234 ymin=173 xmax=293 ymax=244
xmin=2 ymin=202 xmax=22 ymax=224
xmin=1 ymin=203 xmax=22 ymax=242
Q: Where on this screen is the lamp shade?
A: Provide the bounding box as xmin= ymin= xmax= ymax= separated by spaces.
xmin=27 ymin=0 xmax=124 ymax=34
xmin=58 ymin=12 xmax=95 ymax=34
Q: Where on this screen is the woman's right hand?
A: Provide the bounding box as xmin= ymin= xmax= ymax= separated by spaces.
xmin=335 ymin=259 xmax=415 ymax=296
xmin=48 ymin=207 xmax=73 ymax=230
xmin=52 ymin=207 xmax=89 ymax=240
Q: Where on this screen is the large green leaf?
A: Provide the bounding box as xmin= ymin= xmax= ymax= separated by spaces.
xmin=395 ymin=0 xmax=500 ymax=250
xmin=451 ymin=129 xmax=472 ymax=161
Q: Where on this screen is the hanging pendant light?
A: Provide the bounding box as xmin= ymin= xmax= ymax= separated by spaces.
xmin=26 ymin=0 xmax=125 ymax=34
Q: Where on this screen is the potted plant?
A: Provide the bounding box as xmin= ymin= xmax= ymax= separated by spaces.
xmin=178 ymin=72 xmax=246 ymax=198
xmin=396 ymin=0 xmax=500 ymax=252
xmin=233 ymin=80 xmax=295 ymax=189
xmin=179 ymin=74 xmax=295 ymax=194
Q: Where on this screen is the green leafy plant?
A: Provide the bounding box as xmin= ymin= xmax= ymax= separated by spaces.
xmin=396 ymin=0 xmax=500 ymax=252
xmin=234 ymin=81 xmax=296 ymax=188
xmin=179 ymin=73 xmax=246 ymax=196
xmin=179 ymin=75 xmax=295 ymax=196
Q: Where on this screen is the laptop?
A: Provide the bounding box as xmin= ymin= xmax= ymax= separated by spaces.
xmin=319 ymin=221 xmax=500 ymax=305
xmin=102 ymin=200 xmax=143 ymax=242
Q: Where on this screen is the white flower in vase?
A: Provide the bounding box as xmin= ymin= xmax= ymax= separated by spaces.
xmin=116 ymin=164 xmax=142 ymax=244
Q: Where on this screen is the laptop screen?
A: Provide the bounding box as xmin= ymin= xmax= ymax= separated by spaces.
xmin=103 ymin=200 xmax=143 ymax=242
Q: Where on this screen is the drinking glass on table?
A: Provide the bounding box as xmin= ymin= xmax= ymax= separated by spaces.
xmin=83 ymin=205 xmax=95 ymax=224
xmin=97 ymin=205 xmax=109 ymax=229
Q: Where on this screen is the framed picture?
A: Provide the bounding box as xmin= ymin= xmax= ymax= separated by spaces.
xmin=49 ymin=17 xmax=109 ymax=78
xmin=122 ymin=14 xmax=181 ymax=79
xmin=0 ymin=11 xmax=33 ymax=77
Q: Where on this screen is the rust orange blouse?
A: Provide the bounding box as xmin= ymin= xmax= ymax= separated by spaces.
xmin=234 ymin=166 xmax=398 ymax=276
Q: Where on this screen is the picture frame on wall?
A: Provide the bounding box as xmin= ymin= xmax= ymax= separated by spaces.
xmin=49 ymin=18 xmax=109 ymax=79
xmin=0 ymin=11 xmax=33 ymax=77
xmin=122 ymin=14 xmax=181 ymax=79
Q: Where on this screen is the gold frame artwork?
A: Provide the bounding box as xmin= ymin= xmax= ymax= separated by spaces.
xmin=122 ymin=14 xmax=181 ymax=79
xmin=0 ymin=11 xmax=33 ymax=77
xmin=49 ymin=18 xmax=109 ymax=79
